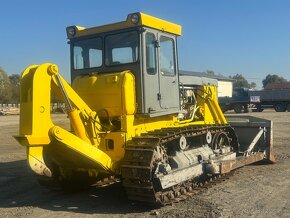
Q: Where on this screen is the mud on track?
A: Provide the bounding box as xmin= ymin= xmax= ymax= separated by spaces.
xmin=0 ymin=111 xmax=290 ymax=217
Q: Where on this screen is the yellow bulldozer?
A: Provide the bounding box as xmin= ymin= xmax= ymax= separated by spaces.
xmin=15 ymin=12 xmax=275 ymax=205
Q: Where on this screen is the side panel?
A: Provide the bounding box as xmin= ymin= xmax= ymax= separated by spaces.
xmin=72 ymin=71 xmax=136 ymax=117
xmin=250 ymin=89 xmax=290 ymax=101
xmin=226 ymin=115 xmax=275 ymax=162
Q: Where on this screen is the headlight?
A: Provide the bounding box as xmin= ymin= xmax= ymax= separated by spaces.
xmin=131 ymin=13 xmax=139 ymax=24
xmin=66 ymin=26 xmax=76 ymax=37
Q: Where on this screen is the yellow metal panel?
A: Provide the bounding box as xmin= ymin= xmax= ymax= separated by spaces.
xmin=139 ymin=13 xmax=182 ymax=35
xmin=69 ymin=12 xmax=181 ymax=39
xmin=18 ymin=64 xmax=54 ymax=144
xmin=98 ymin=132 xmax=126 ymax=162
xmin=122 ymin=72 xmax=136 ymax=115
xmin=196 ymin=86 xmax=227 ymax=125
xmin=14 ymin=135 xmax=51 ymax=146
xmin=50 ymin=126 xmax=113 ymax=171
xmin=72 ymin=71 xmax=136 ymax=117
xmin=71 ymin=21 xmax=134 ymax=38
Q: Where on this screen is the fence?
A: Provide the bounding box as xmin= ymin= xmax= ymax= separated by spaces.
xmin=0 ymin=103 xmax=65 ymax=115
xmin=0 ymin=103 xmax=20 ymax=108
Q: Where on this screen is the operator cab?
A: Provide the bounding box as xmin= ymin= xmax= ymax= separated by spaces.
xmin=66 ymin=12 xmax=182 ymax=116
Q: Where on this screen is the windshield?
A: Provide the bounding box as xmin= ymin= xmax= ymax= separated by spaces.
xmin=105 ymin=31 xmax=139 ymax=66
xmin=72 ymin=31 xmax=139 ymax=70
xmin=73 ymin=37 xmax=102 ymax=70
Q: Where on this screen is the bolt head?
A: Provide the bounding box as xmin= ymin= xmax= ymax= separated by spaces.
xmin=48 ymin=64 xmax=59 ymax=75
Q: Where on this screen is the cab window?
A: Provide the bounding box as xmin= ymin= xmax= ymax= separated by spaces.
xmin=73 ymin=37 xmax=102 ymax=70
xmin=145 ymin=33 xmax=156 ymax=75
xmin=105 ymin=31 xmax=139 ymax=66
xmin=159 ymin=36 xmax=175 ymax=76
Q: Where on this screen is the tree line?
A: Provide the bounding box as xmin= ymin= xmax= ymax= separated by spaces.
xmin=0 ymin=67 xmax=20 ymax=103
xmin=230 ymin=73 xmax=289 ymax=89
xmin=206 ymin=70 xmax=289 ymax=90
xmin=0 ymin=67 xmax=63 ymax=104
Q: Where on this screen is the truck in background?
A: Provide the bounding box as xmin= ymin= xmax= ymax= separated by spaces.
xmin=219 ymin=88 xmax=290 ymax=113
xmin=218 ymin=88 xmax=250 ymax=113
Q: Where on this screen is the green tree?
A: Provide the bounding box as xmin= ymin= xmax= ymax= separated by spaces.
xmin=262 ymin=74 xmax=287 ymax=88
xmin=250 ymin=82 xmax=257 ymax=89
xmin=206 ymin=70 xmax=215 ymax=76
xmin=0 ymin=67 xmax=12 ymax=103
xmin=8 ymin=74 xmax=21 ymax=103
xmin=230 ymin=74 xmax=250 ymax=88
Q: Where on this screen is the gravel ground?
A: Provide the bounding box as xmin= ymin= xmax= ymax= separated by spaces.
xmin=0 ymin=110 xmax=289 ymax=217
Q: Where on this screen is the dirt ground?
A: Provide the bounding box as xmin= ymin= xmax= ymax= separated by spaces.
xmin=1 ymin=110 xmax=290 ymax=218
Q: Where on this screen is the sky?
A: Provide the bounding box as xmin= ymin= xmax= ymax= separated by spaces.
xmin=1 ymin=0 xmax=290 ymax=88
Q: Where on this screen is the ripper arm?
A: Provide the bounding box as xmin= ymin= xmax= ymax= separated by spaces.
xmin=14 ymin=63 xmax=113 ymax=176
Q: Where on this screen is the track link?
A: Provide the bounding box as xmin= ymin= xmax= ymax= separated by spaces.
xmin=121 ymin=125 xmax=238 ymax=205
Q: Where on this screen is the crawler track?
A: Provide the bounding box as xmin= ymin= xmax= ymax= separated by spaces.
xmin=121 ymin=125 xmax=238 ymax=205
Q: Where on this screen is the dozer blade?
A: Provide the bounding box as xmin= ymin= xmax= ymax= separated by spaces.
xmin=226 ymin=115 xmax=275 ymax=163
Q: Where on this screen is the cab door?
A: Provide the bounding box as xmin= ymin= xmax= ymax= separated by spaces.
xmin=142 ymin=30 xmax=160 ymax=114
xmin=157 ymin=34 xmax=180 ymax=110
xmin=142 ymin=30 xmax=180 ymax=115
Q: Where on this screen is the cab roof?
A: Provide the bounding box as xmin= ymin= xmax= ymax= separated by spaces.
xmin=66 ymin=12 xmax=182 ymax=39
